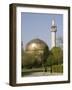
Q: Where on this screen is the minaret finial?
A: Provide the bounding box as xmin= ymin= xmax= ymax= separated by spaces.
xmin=52 ymin=18 xmax=55 ymax=26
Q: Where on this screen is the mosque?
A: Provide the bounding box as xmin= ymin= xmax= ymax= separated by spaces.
xmin=22 ymin=19 xmax=57 ymax=64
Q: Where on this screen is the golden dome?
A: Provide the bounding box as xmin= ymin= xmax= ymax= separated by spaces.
xmin=25 ymin=39 xmax=48 ymax=51
xmin=22 ymin=39 xmax=49 ymax=67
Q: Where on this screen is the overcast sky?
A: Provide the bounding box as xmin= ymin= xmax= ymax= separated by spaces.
xmin=21 ymin=12 xmax=63 ymax=49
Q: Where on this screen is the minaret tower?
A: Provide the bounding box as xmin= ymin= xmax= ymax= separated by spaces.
xmin=51 ymin=19 xmax=57 ymax=48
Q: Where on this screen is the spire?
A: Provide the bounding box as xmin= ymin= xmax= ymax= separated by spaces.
xmin=51 ymin=18 xmax=57 ymax=32
xmin=52 ymin=18 xmax=55 ymax=26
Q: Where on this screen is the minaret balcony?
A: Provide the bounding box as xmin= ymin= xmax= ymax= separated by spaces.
xmin=51 ymin=26 xmax=57 ymax=32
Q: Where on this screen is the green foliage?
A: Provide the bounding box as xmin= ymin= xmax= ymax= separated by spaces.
xmin=43 ymin=46 xmax=49 ymax=62
xmin=44 ymin=52 xmax=53 ymax=73
xmin=51 ymin=47 xmax=63 ymax=65
xmin=44 ymin=47 xmax=63 ymax=73
xmin=52 ymin=64 xmax=63 ymax=73
xmin=46 ymin=53 xmax=54 ymax=66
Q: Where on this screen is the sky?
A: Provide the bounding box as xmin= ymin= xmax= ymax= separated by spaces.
xmin=21 ymin=12 xmax=63 ymax=49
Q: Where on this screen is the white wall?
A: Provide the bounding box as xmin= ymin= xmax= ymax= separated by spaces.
xmin=0 ymin=0 xmax=72 ymax=90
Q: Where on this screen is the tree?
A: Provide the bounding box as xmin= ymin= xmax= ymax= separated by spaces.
xmin=51 ymin=47 xmax=63 ymax=65
xmin=41 ymin=46 xmax=49 ymax=72
xmin=45 ymin=50 xmax=57 ymax=73
xmin=45 ymin=47 xmax=63 ymax=73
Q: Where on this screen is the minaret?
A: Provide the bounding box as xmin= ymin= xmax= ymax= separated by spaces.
xmin=51 ymin=19 xmax=57 ymax=48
